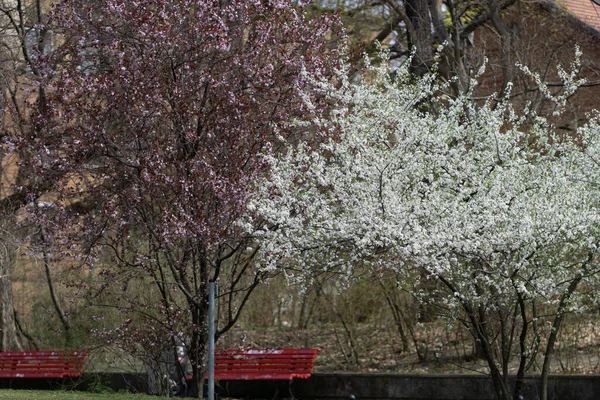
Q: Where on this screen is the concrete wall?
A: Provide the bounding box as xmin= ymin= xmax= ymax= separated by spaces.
xmin=289 ymin=373 xmax=600 ymax=400
xmin=214 ymin=373 xmax=600 ymax=400
xmin=3 ymin=373 xmax=600 ymax=399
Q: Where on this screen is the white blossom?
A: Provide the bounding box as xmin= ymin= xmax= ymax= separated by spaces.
xmin=251 ymin=52 xmax=600 ymax=316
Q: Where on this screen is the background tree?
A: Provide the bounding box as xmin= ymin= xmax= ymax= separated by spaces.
xmin=0 ymin=0 xmax=55 ymax=352
xmin=318 ymin=0 xmax=600 ymax=115
xmin=10 ymin=0 xmax=339 ymax=397
xmin=315 ymin=0 xmax=514 ymax=86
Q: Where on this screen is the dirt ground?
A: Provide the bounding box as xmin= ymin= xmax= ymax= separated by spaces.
xmin=218 ymin=320 xmax=600 ymax=375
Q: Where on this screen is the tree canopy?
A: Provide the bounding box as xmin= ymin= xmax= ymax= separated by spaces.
xmin=6 ymin=0 xmax=340 ymax=396
xmin=253 ymin=51 xmax=600 ymax=400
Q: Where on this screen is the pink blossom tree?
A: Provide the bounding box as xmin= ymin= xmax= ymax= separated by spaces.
xmin=10 ymin=0 xmax=339 ymax=396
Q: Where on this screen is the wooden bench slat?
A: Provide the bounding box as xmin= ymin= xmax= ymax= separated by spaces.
xmin=214 ymin=372 xmax=313 ymax=380
xmin=215 ymin=358 xmax=316 ymax=364
xmin=217 ymin=349 xmax=318 ymax=356
xmin=216 ymin=367 xmax=314 ymax=372
xmin=214 ymin=358 xmax=318 ymax=362
xmin=215 ymin=372 xmax=315 ymax=376
xmin=215 ymin=366 xmax=315 ymax=371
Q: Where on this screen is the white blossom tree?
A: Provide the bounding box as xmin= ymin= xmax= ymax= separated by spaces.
xmin=251 ymin=51 xmax=600 ymax=400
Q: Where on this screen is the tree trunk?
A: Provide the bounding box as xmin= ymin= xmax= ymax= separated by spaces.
xmin=189 ymin=304 xmax=208 ymax=399
xmin=512 ymin=294 xmax=529 ymax=400
xmin=490 ymin=10 xmax=515 ymax=97
xmin=405 ymin=0 xmax=435 ymax=76
xmin=0 ymin=227 xmax=22 ymax=352
xmin=40 ymin=226 xmax=71 ymax=346
xmin=378 ymin=279 xmax=411 ymax=353
xmin=189 ymin=255 xmax=209 ymax=399
xmin=476 ymin=321 xmax=511 ymax=400
xmin=541 ymin=276 xmax=582 ymax=400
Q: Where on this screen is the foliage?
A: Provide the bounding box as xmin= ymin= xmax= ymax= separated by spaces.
xmin=86 ymin=381 xmax=115 ymax=394
xmin=253 ymin=51 xmax=600 ymax=400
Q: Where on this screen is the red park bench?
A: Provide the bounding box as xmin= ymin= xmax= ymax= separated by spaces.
xmin=0 ymin=351 xmax=88 ymax=379
xmin=200 ymin=348 xmax=319 ymax=398
xmin=208 ymin=348 xmax=319 ymax=381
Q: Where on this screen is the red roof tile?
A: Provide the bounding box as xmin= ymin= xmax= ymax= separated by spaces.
xmin=558 ymin=0 xmax=600 ymax=32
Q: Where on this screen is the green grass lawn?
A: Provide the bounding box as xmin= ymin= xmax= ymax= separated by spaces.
xmin=0 ymin=390 xmax=161 ymax=399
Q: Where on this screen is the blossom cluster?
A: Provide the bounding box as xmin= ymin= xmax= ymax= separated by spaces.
xmin=252 ymin=50 xmax=600 ymax=312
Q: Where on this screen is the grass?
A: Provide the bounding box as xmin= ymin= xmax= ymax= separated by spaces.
xmin=0 ymin=390 xmax=161 ymax=400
